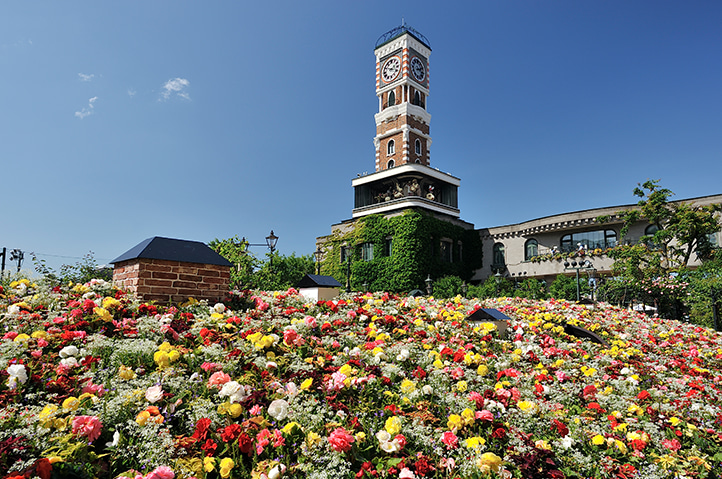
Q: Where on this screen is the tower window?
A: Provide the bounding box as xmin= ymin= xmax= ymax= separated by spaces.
xmin=387 ymin=140 xmax=395 ymax=155
xmin=387 ymin=159 xmax=395 ymax=169
xmin=415 ymin=139 xmax=422 ymax=155
xmin=387 ymin=90 xmax=396 ymax=108
xmin=413 ymin=91 xmax=424 ymax=108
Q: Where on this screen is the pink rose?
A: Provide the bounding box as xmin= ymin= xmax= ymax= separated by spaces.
xmin=399 ymin=468 xmax=417 ymax=479
xmin=441 ymin=431 xmax=458 ymax=449
xmin=477 ymin=409 xmax=494 ymax=422
xmin=145 ymin=466 xmax=175 ymax=479
xmin=72 ymin=415 xmax=102 ymax=443
xmin=208 ymin=371 xmax=231 ymax=389
xmin=328 ymin=427 xmax=355 ymax=452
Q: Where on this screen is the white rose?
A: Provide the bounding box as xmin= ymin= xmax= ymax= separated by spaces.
xmin=213 ymin=303 xmax=226 ymax=313
xmin=380 ymin=439 xmax=400 ymax=453
xmin=59 ymin=345 xmax=79 ymax=358
xmin=396 ymin=349 xmax=410 ymax=361
xmin=219 ymin=381 xmax=251 ymax=403
xmin=145 ymin=385 xmax=164 ymax=403
xmin=268 ymin=464 xmax=286 ymax=479
xmin=6 ymin=364 xmax=28 ymax=389
xmin=267 ymin=399 xmax=289 ymax=421
xmin=60 ymin=357 xmax=79 ymax=368
xmin=375 ymin=430 xmax=391 ymax=443
xmin=421 ymin=385 xmax=434 ymax=395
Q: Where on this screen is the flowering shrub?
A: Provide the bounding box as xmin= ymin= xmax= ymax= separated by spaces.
xmin=2 ymin=279 xmax=722 ymax=478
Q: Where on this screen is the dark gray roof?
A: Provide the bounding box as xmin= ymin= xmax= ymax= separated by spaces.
xmin=111 ymin=237 xmax=232 ymax=267
xmin=466 ymin=308 xmax=511 ymax=321
xmin=296 ymin=274 xmax=343 ymax=289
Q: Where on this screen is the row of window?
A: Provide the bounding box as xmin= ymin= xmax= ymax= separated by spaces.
xmin=492 ymin=227 xmax=720 ymax=266
xmin=386 ymin=138 xmax=423 ymax=156
xmin=340 ymin=239 xmax=462 ymax=263
xmin=385 ymin=90 xmax=425 ymax=109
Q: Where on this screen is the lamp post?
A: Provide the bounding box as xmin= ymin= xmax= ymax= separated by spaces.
xmin=712 ymin=286 xmax=720 ymax=332
xmin=494 ymin=271 xmax=502 ymax=296
xmin=239 ymin=230 xmax=279 ymax=267
xmin=461 ymin=281 xmax=468 ymax=298
xmin=314 ymin=247 xmax=323 ymax=275
xmin=425 ymin=274 xmax=433 ymax=295
xmin=266 ymin=230 xmax=278 ymax=267
xmin=563 ymin=259 xmax=595 ymax=302
xmin=345 ymin=258 xmax=352 ymax=291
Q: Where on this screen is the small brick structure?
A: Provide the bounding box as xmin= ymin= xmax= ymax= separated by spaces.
xmin=111 ymin=237 xmax=232 ymax=305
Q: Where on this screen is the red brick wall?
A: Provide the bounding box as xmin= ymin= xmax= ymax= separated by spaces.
xmin=113 ymin=259 xmax=230 ymax=304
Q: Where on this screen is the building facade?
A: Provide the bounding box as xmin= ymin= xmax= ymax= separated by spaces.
xmin=317 ymin=25 xmax=722 ymax=292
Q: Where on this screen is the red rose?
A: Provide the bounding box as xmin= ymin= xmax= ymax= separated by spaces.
xmin=238 ymin=432 xmax=254 ymax=455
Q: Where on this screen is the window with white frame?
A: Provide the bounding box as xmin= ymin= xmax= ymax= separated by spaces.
xmin=387 ymin=140 xmax=395 ymax=155
xmin=360 ymin=242 xmax=374 ymax=262
xmin=415 ymin=138 xmax=422 ymax=155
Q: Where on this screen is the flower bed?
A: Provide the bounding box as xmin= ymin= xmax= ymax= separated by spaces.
xmin=1 ymin=279 xmax=722 ymax=478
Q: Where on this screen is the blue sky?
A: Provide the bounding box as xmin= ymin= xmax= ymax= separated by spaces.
xmin=2 ymin=1 xmax=721 ymax=273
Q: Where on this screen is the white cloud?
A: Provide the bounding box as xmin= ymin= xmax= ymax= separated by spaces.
xmin=127 ymin=88 xmax=136 ymax=98
xmin=75 ymin=96 xmax=98 ymax=119
xmin=160 ymin=78 xmax=190 ymax=101
xmin=78 ymin=73 xmax=95 ymax=82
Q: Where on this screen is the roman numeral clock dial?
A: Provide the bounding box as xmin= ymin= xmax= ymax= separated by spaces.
xmin=410 ymin=56 xmax=426 ymax=82
xmin=381 ymin=56 xmax=401 ymax=83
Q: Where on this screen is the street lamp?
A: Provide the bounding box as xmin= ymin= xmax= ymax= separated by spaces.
xmin=240 ymin=230 xmax=279 ymax=266
xmin=313 ymin=247 xmax=323 ymax=275
xmin=494 ymin=271 xmax=502 ymax=295
xmin=563 ymin=259 xmax=595 ymax=302
xmin=425 ymin=274 xmax=433 ymax=295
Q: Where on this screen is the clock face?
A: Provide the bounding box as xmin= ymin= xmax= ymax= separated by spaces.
xmin=410 ymin=57 xmax=426 ymax=82
xmin=381 ymin=56 xmax=401 ymax=83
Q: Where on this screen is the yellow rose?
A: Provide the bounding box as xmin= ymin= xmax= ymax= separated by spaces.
xmin=385 ymin=416 xmax=402 ymax=436
xmin=219 ymin=458 xmax=234 ymax=478
xmin=300 ymin=378 xmax=313 ymax=391
xmin=478 ymin=452 xmax=503 ymax=473
xmin=447 ymin=414 xmax=464 ymax=432
xmin=203 ymin=457 xmax=216 ymax=472
xmin=118 ymin=365 xmax=136 ymax=380
xmin=591 ymin=434 xmax=606 ymax=446
xmin=62 ymin=396 xmax=79 ymax=411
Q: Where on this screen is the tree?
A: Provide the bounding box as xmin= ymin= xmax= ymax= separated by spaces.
xmin=432 ymin=275 xmax=464 ymax=298
xmin=606 ymin=180 xmax=721 ymax=276
xmin=251 ymin=253 xmax=315 ymax=291
xmin=208 ymin=236 xmax=259 ymax=289
xmin=210 ymin=235 xmax=315 ymax=291
xmin=33 ymin=252 xmax=112 ymax=285
xmin=549 ymin=274 xmax=590 ymax=301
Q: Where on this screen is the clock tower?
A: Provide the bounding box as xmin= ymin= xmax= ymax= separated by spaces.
xmin=374 ymin=24 xmax=432 ymax=171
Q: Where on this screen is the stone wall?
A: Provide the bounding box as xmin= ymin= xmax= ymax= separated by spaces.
xmin=113 ymin=258 xmax=230 ymax=304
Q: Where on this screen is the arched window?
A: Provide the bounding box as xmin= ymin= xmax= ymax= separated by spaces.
xmin=387 ymin=139 xmax=395 ymax=155
xmin=387 ymin=90 xmax=396 ymax=107
xmin=644 ymin=224 xmax=660 ymax=249
xmin=492 ymin=243 xmax=505 ymax=268
xmin=524 ymin=239 xmax=538 ymax=261
xmin=386 ymin=159 xmax=395 ymax=169
xmin=413 ymin=90 xmax=421 ymax=107
xmin=415 ymin=139 xmax=422 ymax=155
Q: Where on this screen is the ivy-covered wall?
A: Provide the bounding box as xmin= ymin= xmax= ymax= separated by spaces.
xmin=320 ymin=210 xmax=482 ymax=292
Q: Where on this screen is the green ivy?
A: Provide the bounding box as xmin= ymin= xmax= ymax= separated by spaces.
xmin=319 ymin=210 xmax=482 ymax=292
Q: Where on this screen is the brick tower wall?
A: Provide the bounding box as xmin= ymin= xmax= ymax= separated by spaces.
xmin=113 ymin=258 xmax=230 ymax=305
